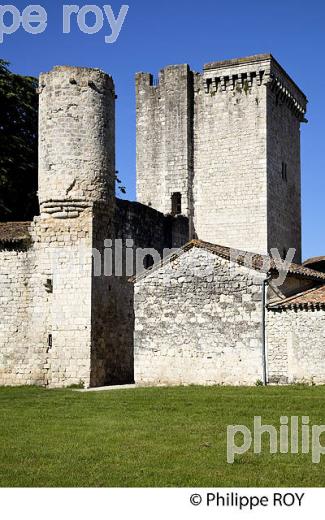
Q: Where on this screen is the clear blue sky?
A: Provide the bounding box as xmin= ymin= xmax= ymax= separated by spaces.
xmin=2 ymin=0 xmax=324 ymax=260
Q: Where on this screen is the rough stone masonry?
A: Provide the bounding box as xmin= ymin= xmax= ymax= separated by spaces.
xmin=0 ymin=54 xmax=324 ymax=388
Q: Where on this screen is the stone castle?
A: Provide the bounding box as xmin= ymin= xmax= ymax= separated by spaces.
xmin=0 ymin=54 xmax=324 ymax=388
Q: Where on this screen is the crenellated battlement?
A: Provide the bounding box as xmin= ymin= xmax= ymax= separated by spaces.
xmin=202 ymin=54 xmax=307 ymax=121
xmin=202 ymin=68 xmax=306 ymax=121
xmin=203 ymin=69 xmax=270 ymax=93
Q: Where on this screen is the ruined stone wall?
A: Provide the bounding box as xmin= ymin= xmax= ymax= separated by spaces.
xmin=136 ymin=65 xmax=193 ymax=220
xmin=267 ymin=307 xmax=325 ymax=384
xmin=0 ymin=241 xmax=45 ymax=385
xmin=134 ymin=247 xmax=265 ymax=386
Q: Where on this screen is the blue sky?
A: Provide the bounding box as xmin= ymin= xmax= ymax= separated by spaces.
xmin=2 ymin=0 xmax=324 ymax=260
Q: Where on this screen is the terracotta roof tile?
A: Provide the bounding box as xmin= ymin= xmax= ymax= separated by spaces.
xmin=186 ymin=240 xmax=325 ymax=282
xmin=268 ymin=285 xmax=325 ymax=309
xmin=0 ymin=222 xmax=31 ymax=243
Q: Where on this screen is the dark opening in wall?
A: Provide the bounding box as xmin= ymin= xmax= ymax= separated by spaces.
xmin=171 ymin=192 xmax=182 ymax=216
xmin=143 ymin=254 xmax=155 ymax=270
xmin=281 ymin=162 xmax=288 ymax=182
xmin=45 ymin=278 xmax=53 ymax=293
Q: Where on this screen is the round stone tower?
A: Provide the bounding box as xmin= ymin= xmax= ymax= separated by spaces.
xmin=38 ymin=66 xmax=115 ymax=218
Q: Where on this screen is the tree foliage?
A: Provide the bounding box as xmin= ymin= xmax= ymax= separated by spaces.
xmin=0 ymin=59 xmax=38 ymax=221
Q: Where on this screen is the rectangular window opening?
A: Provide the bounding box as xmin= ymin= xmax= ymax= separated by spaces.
xmin=171 ymin=193 xmax=182 ymax=216
xmin=281 ymin=162 xmax=288 ymax=182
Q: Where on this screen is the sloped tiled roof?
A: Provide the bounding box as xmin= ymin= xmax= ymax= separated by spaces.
xmin=132 ymin=239 xmax=325 ymax=283
xmin=302 ymin=256 xmax=325 ymax=274
xmin=184 ymin=241 xmax=325 ymax=281
xmin=268 ymin=285 xmax=325 ymax=310
xmin=0 ymin=222 xmax=31 ymax=243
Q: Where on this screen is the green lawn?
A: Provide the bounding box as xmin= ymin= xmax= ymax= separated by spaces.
xmin=0 ymin=385 xmax=325 ymax=487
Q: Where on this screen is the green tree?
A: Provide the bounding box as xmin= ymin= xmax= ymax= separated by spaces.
xmin=0 ymin=59 xmax=38 ymax=221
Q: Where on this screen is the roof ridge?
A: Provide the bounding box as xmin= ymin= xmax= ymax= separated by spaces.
xmin=190 ymin=240 xmax=325 ymax=280
xmin=131 ymin=240 xmax=325 ymax=283
xmin=130 ymin=240 xmax=325 ymax=284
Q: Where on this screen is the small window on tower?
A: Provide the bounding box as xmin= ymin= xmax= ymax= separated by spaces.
xmin=171 ymin=193 xmax=182 ymax=216
xmin=143 ymin=254 xmax=155 ymax=270
xmin=281 ymin=162 xmax=288 ymax=182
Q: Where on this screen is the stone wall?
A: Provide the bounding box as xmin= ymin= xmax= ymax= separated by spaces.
xmin=266 ymin=61 xmax=305 ymax=263
xmin=0 ymin=212 xmax=93 ymax=388
xmin=193 ymin=56 xmax=306 ymax=258
xmin=134 ymin=247 xmax=266 ymax=386
xmin=267 ymin=307 xmax=325 ymax=384
xmin=0 ymin=196 xmax=188 ymax=388
xmin=90 ymin=203 xmax=133 ymax=387
xmin=193 ymin=56 xmax=269 ymax=253
xmin=115 ymin=198 xmax=189 ymax=251
xmin=0 ymin=241 xmax=43 ymax=385
xmin=34 ymin=214 xmax=93 ymax=388
xmin=89 ymin=198 xmax=190 ymax=386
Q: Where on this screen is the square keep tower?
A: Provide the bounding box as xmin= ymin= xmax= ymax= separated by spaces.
xmin=136 ymin=54 xmax=307 ymax=262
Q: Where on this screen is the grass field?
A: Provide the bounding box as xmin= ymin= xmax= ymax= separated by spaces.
xmin=0 ymin=385 xmax=325 ymax=487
